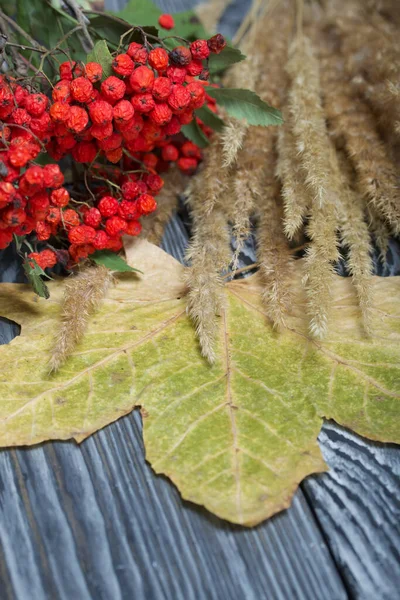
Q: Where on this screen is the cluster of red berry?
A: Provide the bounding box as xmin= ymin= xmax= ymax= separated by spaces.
xmin=0 ymin=25 xmax=226 ymax=271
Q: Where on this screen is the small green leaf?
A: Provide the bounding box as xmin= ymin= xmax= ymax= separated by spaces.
xmin=91 ymin=251 xmax=143 ymax=273
xmin=208 ymin=45 xmax=246 ymax=74
xmin=195 ymin=106 xmax=225 ymax=132
xmin=22 ymin=258 xmax=51 ymax=299
xmin=206 ymin=88 xmax=283 ymax=126
xmin=181 ymin=120 xmax=210 ymax=148
xmin=87 ymin=40 xmax=113 ymax=80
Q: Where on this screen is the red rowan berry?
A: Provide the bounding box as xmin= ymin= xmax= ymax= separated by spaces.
xmin=181 ymin=141 xmax=201 ymax=159
xmin=178 ymin=156 xmax=198 ymax=174
xmin=127 ymin=43 xmax=148 ymax=64
xmin=149 ymin=102 xmax=172 ymax=126
xmin=71 ymin=141 xmax=97 ymax=163
xmin=186 ymin=60 xmax=203 ymax=77
xmin=63 ymin=208 xmax=80 ymax=229
xmin=8 ymin=147 xmax=33 ymax=168
xmin=46 ymin=206 xmax=61 ymax=225
xmin=105 ymin=216 xmax=127 ymax=237
xmin=168 ymin=85 xmax=191 ymax=112
xmin=70 ymin=77 xmax=94 ymax=103
xmin=90 ymin=122 xmax=113 ymax=140
xmin=127 ymin=42 xmax=142 ymax=58
xmin=113 ymin=99 xmax=134 ymax=124
xmin=29 ymin=191 xmax=50 ymax=220
xmin=68 ymin=224 xmax=96 ymax=245
xmin=101 ymin=76 xmax=126 ymax=103
xmin=69 ymin=243 xmax=94 ymax=262
xmin=0 ymin=182 xmax=17 ymax=204
xmin=43 ymin=164 xmax=64 ymax=188
xmin=125 ymin=220 xmax=142 ymax=237
xmin=14 ymin=216 xmax=35 ymax=236
xmin=166 ymin=66 xmax=186 ymax=84
xmin=145 ymin=173 xmax=164 ymax=193
xmin=112 ymin=54 xmax=135 ymax=77
xmin=158 ymin=14 xmax=174 ymax=30
xmin=105 ymin=147 xmax=123 ymax=163
xmin=92 ymin=230 xmax=109 ymax=250
xmin=207 ymin=34 xmax=227 ymax=54
xmin=129 ymin=66 xmax=155 ymax=93
xmin=28 ymin=249 xmax=57 ymax=269
xmin=97 ymin=132 xmax=122 ymax=152
xmin=36 ymin=220 xmax=52 ymax=240
xmin=14 ymin=85 xmax=28 ymax=107
xmin=25 ymin=93 xmax=48 ymax=117
xmin=98 ymin=195 xmax=119 ymax=217
xmin=66 ymin=105 xmax=89 ymax=133
xmin=131 ymin=93 xmax=155 ymax=113
xmin=118 ymin=199 xmax=140 ymax=220
xmin=25 ymin=165 xmax=44 ymax=188
xmin=178 ymin=108 xmax=194 ymax=124
xmin=149 ymin=48 xmax=169 ymax=72
xmin=163 ymin=116 xmax=181 ymax=136
xmin=190 ymin=40 xmax=210 ymax=60
xmin=0 ymin=229 xmax=13 ymax=249
xmin=186 ymin=81 xmax=206 ymax=108
xmin=152 ymin=77 xmax=172 ymax=101
xmin=31 ymin=113 xmax=53 ymax=140
xmin=169 ymin=46 xmax=192 ymax=67
xmin=121 ymin=180 xmax=140 ymax=200
xmin=142 ymin=152 xmax=158 ymax=170
xmin=50 ymin=187 xmax=70 ymax=207
xmin=52 ymin=80 xmax=71 ymax=103
xmin=59 ymin=61 xmax=75 ymax=80
xmin=83 ymin=207 xmax=102 ymax=228
xmin=57 ymin=133 xmax=77 ymax=151
xmin=85 ymin=62 xmax=102 ymax=83
xmin=2 ymin=207 xmax=26 ymax=227
xmin=161 ymin=143 xmax=179 ymax=161
xmin=137 ymin=193 xmax=157 ymax=215
xmin=106 ymin=236 xmax=123 ymax=251
xmin=50 ymin=101 xmax=70 ymax=122
xmin=89 ymin=100 xmax=113 ymax=125
xmin=10 ymin=108 xmax=31 ymax=127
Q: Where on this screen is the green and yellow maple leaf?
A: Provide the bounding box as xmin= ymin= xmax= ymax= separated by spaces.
xmin=0 ymin=240 xmax=399 ymax=526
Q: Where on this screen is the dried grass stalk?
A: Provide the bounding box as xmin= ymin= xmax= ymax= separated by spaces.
xmin=195 ymin=0 xmax=233 ymax=33
xmin=185 ymin=173 xmax=231 ymax=363
xmin=140 ymin=166 xmax=186 ymax=244
xmin=49 ymin=265 xmax=113 ymax=372
xmin=367 ymin=205 xmax=390 ymax=263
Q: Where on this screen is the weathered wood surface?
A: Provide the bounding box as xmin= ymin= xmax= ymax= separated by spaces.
xmin=0 ymin=1 xmax=399 ymax=598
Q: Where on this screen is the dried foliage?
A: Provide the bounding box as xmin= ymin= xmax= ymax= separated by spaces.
xmin=49 ymin=266 xmax=113 ymax=372
xmin=181 ymin=0 xmax=400 ymax=362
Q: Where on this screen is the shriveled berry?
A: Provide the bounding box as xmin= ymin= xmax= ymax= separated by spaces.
xmin=25 ymin=165 xmax=44 ymax=187
xmin=35 ymin=220 xmax=52 ymax=240
xmin=50 ymin=101 xmax=70 ymax=122
xmin=168 ymin=84 xmax=191 ymax=112
xmin=101 ymin=76 xmax=126 ymax=103
xmin=85 ymin=62 xmax=102 ymax=83
xmin=186 ymin=60 xmax=203 ymax=77
xmin=105 ymin=216 xmax=127 ymax=237
xmin=125 ymin=220 xmax=142 ymax=236
xmin=152 ymin=77 xmax=172 ymax=101
xmin=70 ymin=77 xmax=93 ymax=103
xmin=92 ymin=230 xmax=109 ymax=250
xmin=43 ymin=164 xmax=64 ymax=188
xmin=46 ymin=206 xmax=61 ymax=225
xmin=166 ymin=66 xmax=186 ymax=84
xmin=158 ymin=14 xmax=174 ymax=30
xmin=68 ymin=224 xmax=96 ymax=245
xmin=149 ymin=102 xmax=172 ymax=126
xmin=137 ymin=193 xmax=157 ymax=215
xmin=89 ymin=100 xmax=113 ymax=125
xmin=90 ymin=122 xmax=113 ymax=140
xmin=148 ymin=48 xmax=169 ymax=72
xmin=98 ymin=195 xmax=119 ymax=217
xmin=63 ymin=208 xmax=80 ymax=229
xmin=190 ymin=40 xmax=210 ymax=60
xmin=2 ymin=207 xmax=26 ymax=227
xmin=112 ymin=54 xmax=135 ymax=76
xmin=131 ymin=93 xmax=155 ymax=113
xmin=83 ymin=207 xmax=102 ymax=228
xmin=129 ymin=66 xmax=154 ymax=93
xmin=113 ymin=99 xmax=134 ymax=124
xmin=11 ymin=108 xmax=31 ymax=127
xmin=97 ymin=132 xmax=122 ymax=152
xmin=163 ymin=116 xmax=181 ymax=136
xmin=25 ymin=93 xmax=48 ymax=117
xmin=118 ymin=199 xmax=140 ymax=220
xmin=52 ymin=80 xmax=71 ymax=103
xmin=50 ymin=187 xmax=70 ymax=207
xmin=169 ymin=46 xmax=192 ymax=67
xmin=28 ymin=249 xmax=57 ymax=269
xmin=207 ymin=34 xmax=227 ymax=54
xmin=199 ymin=68 xmax=210 ymax=81
xmin=66 ymin=105 xmax=89 ymax=133
xmin=121 ymin=180 xmax=140 ymax=200
xmin=145 ymin=173 xmax=164 ymax=193
xmin=186 ymin=81 xmax=206 ymax=108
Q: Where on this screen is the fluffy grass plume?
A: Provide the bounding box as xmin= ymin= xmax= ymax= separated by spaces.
xmin=49 ymin=265 xmax=113 ymax=372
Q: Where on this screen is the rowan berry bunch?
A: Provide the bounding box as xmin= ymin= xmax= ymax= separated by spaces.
xmin=0 ymin=27 xmax=226 ymax=275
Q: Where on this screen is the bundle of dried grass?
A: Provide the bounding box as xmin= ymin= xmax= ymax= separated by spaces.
xmin=49 ymin=265 xmax=113 ymax=372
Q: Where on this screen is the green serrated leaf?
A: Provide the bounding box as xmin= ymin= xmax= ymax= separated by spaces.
xmin=181 ymin=120 xmax=210 ymax=148
xmin=87 ymin=40 xmax=113 ymax=80
xmin=206 ymin=88 xmax=283 ymax=126
xmin=195 ymin=106 xmax=225 ymax=132
xmin=22 ymin=259 xmax=50 ymax=299
xmin=208 ymin=45 xmax=246 ymax=74
xmin=91 ymin=250 xmax=142 ymax=273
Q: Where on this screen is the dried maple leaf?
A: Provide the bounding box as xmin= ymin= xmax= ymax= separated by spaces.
xmin=0 ymin=239 xmax=399 ymax=526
